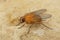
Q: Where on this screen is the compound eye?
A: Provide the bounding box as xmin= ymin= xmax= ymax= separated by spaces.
xmin=20 ymin=17 xmax=25 ymax=23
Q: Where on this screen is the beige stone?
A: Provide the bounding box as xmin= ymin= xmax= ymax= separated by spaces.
xmin=1 ymin=0 xmax=60 ymax=40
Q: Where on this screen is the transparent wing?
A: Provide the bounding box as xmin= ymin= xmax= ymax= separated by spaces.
xmin=33 ymin=9 xmax=47 ymax=15
xmin=32 ymin=9 xmax=52 ymax=20
xmin=40 ymin=14 xmax=52 ymax=20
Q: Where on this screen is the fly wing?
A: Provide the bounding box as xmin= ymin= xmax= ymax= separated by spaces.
xmin=33 ymin=9 xmax=47 ymax=15
xmin=40 ymin=14 xmax=52 ymax=20
xmin=32 ymin=9 xmax=52 ymax=20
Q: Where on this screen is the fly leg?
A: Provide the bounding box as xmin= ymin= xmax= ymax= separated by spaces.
xmin=41 ymin=23 xmax=52 ymax=30
xmin=18 ymin=23 xmax=25 ymax=29
xmin=27 ymin=24 xmax=33 ymax=34
xmin=20 ymin=24 xmax=33 ymax=40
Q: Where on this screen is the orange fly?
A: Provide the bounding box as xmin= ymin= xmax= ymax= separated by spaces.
xmin=17 ymin=9 xmax=52 ymax=33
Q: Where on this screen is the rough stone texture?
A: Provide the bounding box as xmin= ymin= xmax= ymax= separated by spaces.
xmin=0 ymin=0 xmax=60 ymax=40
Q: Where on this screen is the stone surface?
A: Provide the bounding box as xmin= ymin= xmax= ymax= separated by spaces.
xmin=0 ymin=0 xmax=60 ymax=40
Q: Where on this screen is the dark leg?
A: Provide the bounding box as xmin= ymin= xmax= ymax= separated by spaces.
xmin=18 ymin=23 xmax=25 ymax=29
xmin=27 ymin=24 xmax=33 ymax=34
xmin=20 ymin=24 xmax=33 ymax=40
xmin=23 ymin=24 xmax=33 ymax=39
xmin=41 ymin=23 xmax=52 ymax=30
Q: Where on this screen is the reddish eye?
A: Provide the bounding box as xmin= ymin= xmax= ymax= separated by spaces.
xmin=22 ymin=18 xmax=25 ymax=22
xmin=20 ymin=17 xmax=25 ymax=23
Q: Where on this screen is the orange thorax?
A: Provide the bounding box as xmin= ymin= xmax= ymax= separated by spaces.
xmin=24 ymin=13 xmax=42 ymax=24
